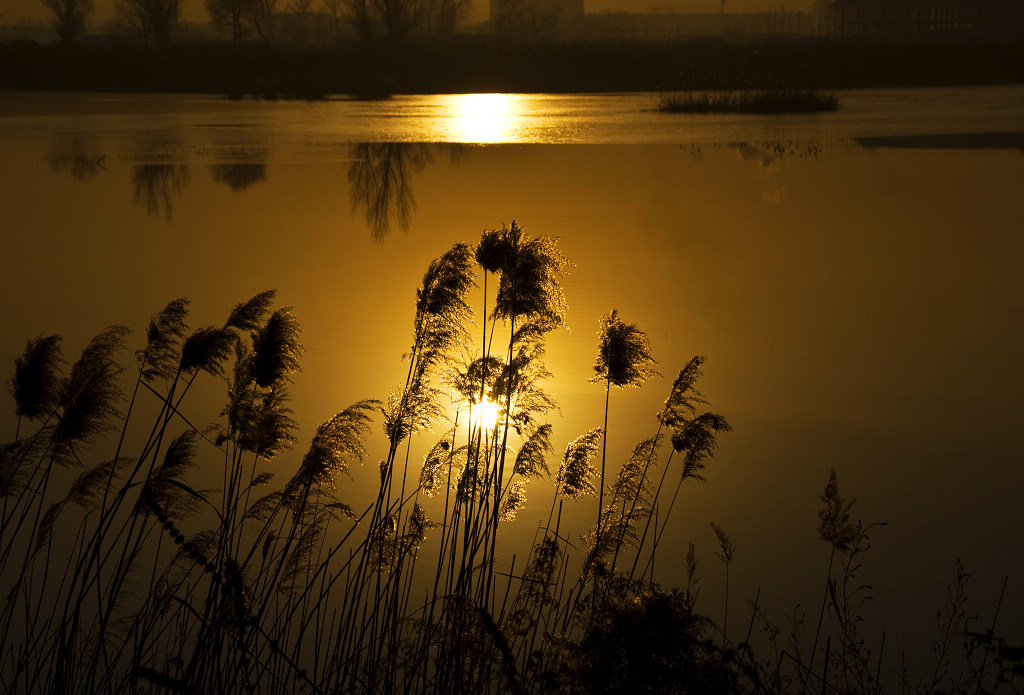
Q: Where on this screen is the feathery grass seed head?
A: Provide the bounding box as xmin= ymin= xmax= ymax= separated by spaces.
xmin=592 ymin=309 xmax=658 ymax=388
xmin=285 ymin=400 xmax=377 ymax=508
xmin=9 ymin=334 xmax=64 ymax=420
xmin=136 ymin=298 xmax=189 ymax=383
xmin=500 ymin=479 xmax=529 ymax=522
xmin=818 ymin=468 xmax=858 ymax=551
xmin=711 ymin=522 xmax=735 ymax=564
xmin=251 ymin=307 xmax=303 ymax=388
xmin=488 ymin=222 xmax=569 ymax=334
xmin=179 ymin=326 xmax=235 ymax=377
xmin=513 ymin=423 xmax=553 ymax=478
xmin=225 ymin=289 xmax=277 ymax=331
xmin=557 ymin=427 xmax=603 ymax=499
xmin=53 ymin=325 xmax=129 ymax=464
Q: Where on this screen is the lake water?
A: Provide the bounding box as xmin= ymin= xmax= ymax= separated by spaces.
xmin=2 ymin=86 xmax=1023 ymax=681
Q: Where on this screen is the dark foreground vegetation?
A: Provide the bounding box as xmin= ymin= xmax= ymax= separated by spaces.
xmin=2 ymin=223 xmax=1022 ymax=694
xmin=2 ymin=35 xmax=1024 ymax=97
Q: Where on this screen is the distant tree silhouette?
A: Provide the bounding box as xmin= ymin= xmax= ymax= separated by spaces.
xmin=339 ymin=0 xmax=377 ymax=40
xmin=246 ymin=0 xmax=277 ymax=44
xmin=374 ymin=0 xmax=422 ymax=42
xmin=335 ymin=0 xmax=436 ymax=42
xmin=41 ymin=0 xmax=94 ymax=42
xmin=115 ymin=0 xmax=181 ymax=46
xmin=420 ymin=0 xmax=469 ymax=34
xmin=320 ymin=0 xmax=345 ymax=42
xmin=206 ymin=0 xmax=257 ymax=43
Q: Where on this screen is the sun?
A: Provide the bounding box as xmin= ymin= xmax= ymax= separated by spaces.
xmin=469 ymin=397 xmax=501 ymax=431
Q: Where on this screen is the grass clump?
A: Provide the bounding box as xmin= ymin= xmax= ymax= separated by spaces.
xmin=657 ymin=88 xmax=840 ymax=114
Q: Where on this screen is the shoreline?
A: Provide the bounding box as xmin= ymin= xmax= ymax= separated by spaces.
xmin=3 ymin=36 xmax=1023 ymax=97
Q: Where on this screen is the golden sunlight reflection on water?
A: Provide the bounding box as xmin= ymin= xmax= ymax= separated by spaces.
xmin=441 ymin=93 xmax=527 ymax=143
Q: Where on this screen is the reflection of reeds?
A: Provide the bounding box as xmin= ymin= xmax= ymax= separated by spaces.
xmin=0 ymin=228 xmax=1018 ymax=695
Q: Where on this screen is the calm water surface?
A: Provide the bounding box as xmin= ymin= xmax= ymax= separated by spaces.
xmin=2 ymin=85 xmax=1023 ymax=144
xmin=2 ymin=87 xmax=1022 ymax=674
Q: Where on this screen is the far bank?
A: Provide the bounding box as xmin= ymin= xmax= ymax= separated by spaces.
xmin=2 ymin=36 xmax=1023 ymax=98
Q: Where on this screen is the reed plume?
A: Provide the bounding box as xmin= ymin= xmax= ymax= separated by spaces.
xmin=672 ymin=412 xmax=731 ymax=482
xmin=285 ymin=399 xmax=378 ymax=505
xmin=513 ymin=423 xmax=553 ymax=478
xmin=52 ymin=325 xmax=129 ymax=465
xmin=250 ymin=307 xmax=303 ymax=388
xmin=66 ymin=457 xmax=132 ymax=510
xmin=136 ymin=298 xmax=189 ymax=383
xmin=8 ymin=334 xmax=64 ymax=423
xmin=414 ymin=242 xmax=475 ymax=363
xmin=590 ymin=309 xmax=658 ymax=562
xmin=486 ymin=221 xmax=569 ymax=335
xmin=711 ymin=521 xmax=736 ymax=636
xmin=818 ymin=468 xmax=858 ymax=551
xmin=591 ymin=309 xmax=659 ymax=389
xmin=224 ymin=342 xmax=298 ymax=461
xmin=226 ymin=290 xmax=277 ymax=332
xmin=449 ymin=355 xmax=504 ymax=406
xmin=657 ymin=356 xmax=731 ymax=482
xmin=0 ymin=439 xmax=42 ymax=498
xmin=493 ymin=343 xmax=557 ymax=434
xmin=556 ymin=428 xmax=603 ymax=500
xmin=419 ymin=434 xmax=461 ymax=497
xmin=144 ymin=430 xmax=206 ymax=519
xmin=499 ymin=479 xmax=529 ymax=522
xmin=179 ymin=326 xmax=235 ymax=377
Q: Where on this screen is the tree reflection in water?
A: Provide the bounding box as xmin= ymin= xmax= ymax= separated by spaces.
xmin=46 ymin=134 xmax=106 ymax=182
xmin=210 ymin=163 xmax=267 ymax=192
xmin=347 ymin=143 xmax=464 ymax=240
xmin=132 ymin=164 xmax=190 ymax=222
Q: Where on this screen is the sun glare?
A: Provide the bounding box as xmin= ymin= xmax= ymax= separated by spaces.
xmin=446 ymin=93 xmax=524 ymax=143
xmin=469 ymin=398 xmax=501 ymax=431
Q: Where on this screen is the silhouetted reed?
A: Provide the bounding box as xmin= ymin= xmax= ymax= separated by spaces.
xmin=0 ymin=227 xmax=1018 ymax=695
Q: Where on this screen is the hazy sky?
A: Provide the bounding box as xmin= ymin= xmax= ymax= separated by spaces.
xmin=3 ymin=0 xmax=813 ymax=31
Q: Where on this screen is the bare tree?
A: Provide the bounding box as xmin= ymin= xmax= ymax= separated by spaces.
xmin=321 ymin=0 xmax=344 ymax=43
xmin=41 ymin=0 xmax=94 ymax=42
xmin=116 ymin=0 xmax=181 ymax=46
xmin=340 ymin=0 xmax=376 ymax=41
xmin=421 ymin=0 xmax=469 ymax=34
xmin=321 ymin=0 xmax=340 ymax=42
xmin=206 ymin=0 xmax=256 ymax=43
xmin=374 ymin=0 xmax=421 ymax=42
xmin=247 ymin=0 xmax=278 ymax=44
